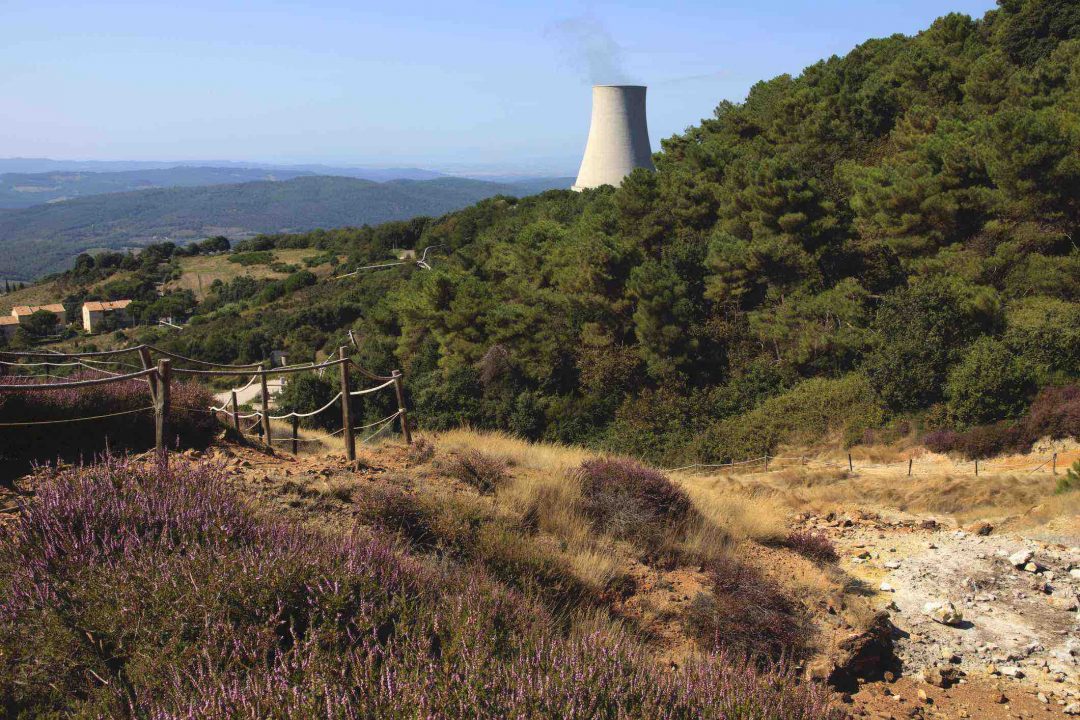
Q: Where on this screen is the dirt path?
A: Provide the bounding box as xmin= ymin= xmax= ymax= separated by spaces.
xmin=798 ymin=509 xmax=1080 ymax=717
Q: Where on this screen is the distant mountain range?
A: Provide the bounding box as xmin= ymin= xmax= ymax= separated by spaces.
xmin=0 ymin=175 xmax=573 ymax=280
xmin=0 ymin=162 xmax=452 ymax=209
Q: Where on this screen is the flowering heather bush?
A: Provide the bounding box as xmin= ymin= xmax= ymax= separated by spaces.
xmin=578 ymin=457 xmax=693 ymax=551
xmin=0 ymin=457 xmax=839 ymax=719
xmin=784 ymin=531 xmax=839 ymax=565
xmin=0 ymin=372 xmax=216 ymax=462
xmin=688 ymin=554 xmax=814 ymax=663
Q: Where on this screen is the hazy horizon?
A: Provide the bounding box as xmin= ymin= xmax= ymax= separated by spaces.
xmin=3 ymin=0 xmax=998 ymax=175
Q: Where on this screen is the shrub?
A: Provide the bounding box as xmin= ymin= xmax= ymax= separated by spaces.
xmin=687 ymin=554 xmax=813 ymax=662
xmin=946 ymin=337 xmax=1036 ymax=427
xmin=0 ymin=373 xmax=216 ymax=463
xmin=951 ymin=421 xmax=1032 ymax=459
xmin=1025 ymin=384 xmax=1080 ymax=440
xmin=784 ymin=531 xmax=839 ymax=564
xmin=444 ymin=450 xmax=510 ymax=494
xmin=406 ymin=435 xmax=436 ymax=465
xmin=578 ymin=457 xmax=693 ymax=554
xmin=923 ymin=428 xmax=959 ymax=453
xmin=1057 ymin=459 xmax=1080 ymax=494
xmin=699 ymin=374 xmax=886 ymax=461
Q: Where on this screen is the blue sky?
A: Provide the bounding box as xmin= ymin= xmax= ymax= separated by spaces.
xmin=1 ymin=0 xmax=999 ymax=175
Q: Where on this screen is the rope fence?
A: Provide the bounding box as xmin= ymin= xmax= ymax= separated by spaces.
xmin=0 ymin=345 xmax=413 ymax=458
xmin=668 ymin=450 xmax=1073 ymax=477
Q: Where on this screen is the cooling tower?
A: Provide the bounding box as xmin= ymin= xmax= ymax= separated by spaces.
xmin=572 ymin=84 xmax=655 ymax=191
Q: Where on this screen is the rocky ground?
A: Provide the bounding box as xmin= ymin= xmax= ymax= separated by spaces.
xmin=796 ymin=509 xmax=1080 ymax=718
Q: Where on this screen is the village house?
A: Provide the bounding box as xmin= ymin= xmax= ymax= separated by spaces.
xmin=82 ymin=299 xmax=132 ymax=333
xmin=11 ymin=304 xmax=67 ymax=326
xmin=0 ymin=315 xmax=19 ymax=340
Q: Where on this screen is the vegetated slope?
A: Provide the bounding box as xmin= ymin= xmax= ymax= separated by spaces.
xmin=0 ymin=446 xmax=842 ymax=718
xmin=0 ymin=166 xmax=316 ymax=209
xmin=0 ymin=175 xmax=561 ymax=279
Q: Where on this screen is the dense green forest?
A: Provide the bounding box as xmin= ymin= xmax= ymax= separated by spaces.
xmin=37 ymin=0 xmax=1080 ymax=463
xmin=0 ymin=175 xmax=569 ymax=280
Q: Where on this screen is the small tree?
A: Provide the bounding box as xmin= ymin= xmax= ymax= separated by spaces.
xmin=946 ymin=337 xmax=1036 ymax=427
xmin=22 ymin=310 xmax=59 ymax=337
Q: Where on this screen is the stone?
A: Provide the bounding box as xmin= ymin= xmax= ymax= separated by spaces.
xmin=1009 ymin=549 xmax=1034 ymax=567
xmin=1048 ymin=594 xmax=1079 ymax=612
xmin=885 ymin=560 xmax=902 ymax=569
xmin=966 ymin=521 xmax=993 ymax=536
xmin=921 ymin=665 xmax=960 ymax=688
xmin=1065 ymin=703 xmax=1080 ymax=716
xmin=1070 ymin=569 xmax=1080 ymax=581
xmin=881 ymin=582 xmax=894 ymax=592
xmin=999 ymin=666 xmax=1024 ymax=678
xmin=1037 ymin=693 xmax=1049 ymax=704
xmin=924 ymin=601 xmax=964 ymax=626
xmin=1023 ymin=562 xmax=1039 ymax=573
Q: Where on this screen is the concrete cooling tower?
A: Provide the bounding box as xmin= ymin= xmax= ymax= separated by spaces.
xmin=572 ymin=84 xmax=655 ymax=191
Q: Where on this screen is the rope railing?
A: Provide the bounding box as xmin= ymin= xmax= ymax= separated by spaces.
xmin=1 ymin=345 xmax=413 ymax=457
xmin=0 ymin=367 xmax=155 ymax=391
xmin=667 ymin=451 xmax=1072 ymax=477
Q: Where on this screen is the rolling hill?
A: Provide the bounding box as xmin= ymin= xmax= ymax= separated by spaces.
xmin=0 ymin=167 xmax=316 ymax=209
xmin=0 ymin=175 xmax=570 ymax=280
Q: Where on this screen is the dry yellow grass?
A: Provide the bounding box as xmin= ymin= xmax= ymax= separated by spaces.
xmin=672 ymin=463 xmax=1078 ymax=526
xmin=434 ymin=428 xmax=593 ymax=473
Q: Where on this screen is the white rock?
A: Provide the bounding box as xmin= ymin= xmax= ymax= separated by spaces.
xmin=1000 ymin=665 xmax=1025 ymax=678
xmin=1010 ymin=549 xmax=1034 ymax=567
xmin=884 ymin=560 xmax=902 ymax=569
xmin=1070 ymin=569 xmax=1080 ymax=581
xmin=924 ymin=600 xmax=964 ymax=626
xmin=1064 ymin=703 xmax=1080 ymax=715
xmin=880 ymin=582 xmax=894 ymax=592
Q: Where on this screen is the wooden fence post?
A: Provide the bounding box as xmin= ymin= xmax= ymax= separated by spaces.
xmin=260 ymin=363 xmax=272 ymax=450
xmin=764 ymin=454 xmax=769 ymax=472
xmin=392 ymin=369 xmax=412 ymax=445
xmin=848 ymin=453 xmax=853 ymax=472
xmin=907 ymin=458 xmax=913 ymax=477
xmin=1052 ymin=452 xmax=1057 ymax=475
xmin=155 ymin=359 xmax=171 ymax=453
xmin=975 ymin=459 xmax=979 ymax=477
xmin=230 ymin=390 xmax=240 ymax=435
xmin=291 ymin=415 xmax=299 ymax=455
xmin=339 ymin=347 xmax=355 ymax=461
xmin=141 ymin=347 xmax=158 ymax=405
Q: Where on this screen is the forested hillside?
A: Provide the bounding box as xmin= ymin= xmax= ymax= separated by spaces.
xmin=52 ymin=0 xmax=1080 ymax=463
xmin=0 ymin=175 xmax=568 ymax=280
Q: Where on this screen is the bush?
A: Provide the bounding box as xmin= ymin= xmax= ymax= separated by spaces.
xmin=1024 ymin=385 xmax=1080 ymax=440
xmin=578 ymin=457 xmax=693 ymax=553
xmin=946 ymin=337 xmax=1036 ymax=427
xmin=687 ymin=554 xmax=813 ymax=662
xmin=923 ymin=428 xmax=959 ymax=453
xmin=0 ymin=373 xmax=216 ymax=463
xmin=444 ymin=450 xmax=510 ymax=494
xmin=1057 ymin=460 xmax=1080 ymax=494
xmin=700 ymin=374 xmax=885 ymax=461
xmin=783 ymin=531 xmax=838 ymax=564
xmin=951 ymin=421 xmax=1032 ymax=460
xmin=406 ymin=436 xmax=436 ymax=465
